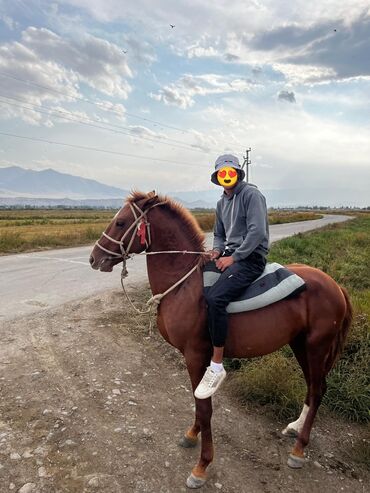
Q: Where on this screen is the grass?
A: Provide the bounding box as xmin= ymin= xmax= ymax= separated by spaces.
xmin=229 ymin=214 xmax=370 ymax=425
xmin=194 ymin=211 xmax=322 ymax=232
xmin=0 ymin=208 xmax=322 ymax=255
xmin=0 ymin=209 xmax=114 ymax=254
xmin=228 ymin=352 xmax=306 ymax=420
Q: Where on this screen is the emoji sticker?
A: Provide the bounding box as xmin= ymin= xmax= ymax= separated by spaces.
xmin=217 ymin=166 xmax=238 ymax=188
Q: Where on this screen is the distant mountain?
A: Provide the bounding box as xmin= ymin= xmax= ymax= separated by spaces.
xmin=173 ymin=187 xmax=369 ymax=208
xmin=0 ymin=196 xmax=125 ymax=208
xmin=0 ymin=166 xmax=368 ymax=208
xmin=0 ymin=166 xmax=128 ymax=199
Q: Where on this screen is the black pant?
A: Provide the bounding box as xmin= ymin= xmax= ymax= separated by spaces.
xmin=204 ymin=251 xmax=266 ymax=347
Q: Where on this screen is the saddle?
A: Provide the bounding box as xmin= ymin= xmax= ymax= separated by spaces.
xmin=203 ymin=262 xmax=306 ymax=313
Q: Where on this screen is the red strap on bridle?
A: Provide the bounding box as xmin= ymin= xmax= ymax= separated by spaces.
xmin=137 ymin=220 xmax=147 ymax=245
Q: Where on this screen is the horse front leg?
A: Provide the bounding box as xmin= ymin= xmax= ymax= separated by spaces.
xmin=181 ymin=350 xmax=213 ymax=489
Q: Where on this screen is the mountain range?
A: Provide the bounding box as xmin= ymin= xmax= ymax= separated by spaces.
xmin=0 ymin=166 xmax=368 ymax=208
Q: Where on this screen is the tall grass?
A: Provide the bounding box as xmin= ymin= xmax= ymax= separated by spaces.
xmin=193 ymin=211 xmax=322 ymax=232
xmin=0 ymin=209 xmax=322 ymax=255
xmin=229 ymin=215 xmax=370 ymax=424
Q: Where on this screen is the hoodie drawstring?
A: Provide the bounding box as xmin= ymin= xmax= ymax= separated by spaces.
xmin=226 ymin=194 xmax=236 ymax=243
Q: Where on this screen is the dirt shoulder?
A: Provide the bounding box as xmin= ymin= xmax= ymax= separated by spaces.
xmin=0 ymin=287 xmax=368 ymax=493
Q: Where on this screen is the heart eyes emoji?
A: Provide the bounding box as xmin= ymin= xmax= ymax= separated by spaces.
xmin=216 ymin=166 xmax=239 ymax=188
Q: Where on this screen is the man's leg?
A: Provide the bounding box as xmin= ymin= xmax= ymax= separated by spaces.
xmin=195 ymin=253 xmax=266 ymax=399
xmin=207 ymin=253 xmax=266 ymax=348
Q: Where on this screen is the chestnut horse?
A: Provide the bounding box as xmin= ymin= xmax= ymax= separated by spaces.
xmin=89 ymin=191 xmax=352 ymax=489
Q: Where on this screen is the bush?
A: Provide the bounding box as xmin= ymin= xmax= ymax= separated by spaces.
xmin=229 ymin=352 xmax=306 ymax=420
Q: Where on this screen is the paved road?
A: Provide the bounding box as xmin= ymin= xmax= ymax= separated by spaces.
xmin=0 ymin=214 xmax=352 ymax=320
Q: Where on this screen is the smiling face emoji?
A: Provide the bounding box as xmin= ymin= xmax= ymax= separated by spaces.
xmin=217 ymin=166 xmax=239 ymax=188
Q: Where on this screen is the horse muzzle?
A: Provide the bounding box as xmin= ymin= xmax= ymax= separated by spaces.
xmin=93 ymin=253 xmax=125 ymax=272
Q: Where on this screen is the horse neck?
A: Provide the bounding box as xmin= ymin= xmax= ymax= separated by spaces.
xmin=146 ymin=208 xmax=203 ymax=294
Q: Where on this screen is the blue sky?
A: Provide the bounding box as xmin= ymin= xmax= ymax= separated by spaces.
xmin=0 ymin=0 xmax=369 ymax=203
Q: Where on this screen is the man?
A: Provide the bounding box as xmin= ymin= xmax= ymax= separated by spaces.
xmin=194 ymin=154 xmax=269 ymax=399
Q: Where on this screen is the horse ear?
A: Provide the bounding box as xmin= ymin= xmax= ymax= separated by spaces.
xmin=143 ymin=191 xmax=158 ymax=207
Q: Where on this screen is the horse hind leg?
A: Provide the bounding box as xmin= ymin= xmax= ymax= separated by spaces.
xmin=288 ymin=337 xmax=329 ymax=468
xmin=282 ymin=334 xmax=310 ymax=438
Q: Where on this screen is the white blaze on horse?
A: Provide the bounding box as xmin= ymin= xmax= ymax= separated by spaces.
xmin=89 ymin=191 xmax=352 ymax=489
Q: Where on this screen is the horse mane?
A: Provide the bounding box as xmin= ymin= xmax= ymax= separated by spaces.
xmin=127 ymin=191 xmax=206 ymax=256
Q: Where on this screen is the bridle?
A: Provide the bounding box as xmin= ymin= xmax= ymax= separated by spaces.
xmin=94 ymin=201 xmax=165 ymax=263
xmin=94 ymin=200 xmax=206 ymax=331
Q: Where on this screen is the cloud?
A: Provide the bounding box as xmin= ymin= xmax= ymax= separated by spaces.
xmin=1 ymin=0 xmax=369 ymax=200
xmin=122 ymin=36 xmax=157 ymax=66
xmin=224 ymin=53 xmax=240 ymax=62
xmin=0 ymin=26 xmax=132 ymax=125
xmin=250 ymin=12 xmax=370 ymax=83
xmin=272 ymin=63 xmax=336 ymax=84
xmin=278 ymin=90 xmax=296 ymax=103
xmin=252 ymin=66 xmax=263 ymax=76
xmin=186 ymin=44 xmax=219 ymax=59
xmin=188 ymin=129 xmax=218 ymax=153
xmin=128 ymin=125 xmax=165 ymax=140
xmin=21 ymin=27 xmax=132 ymax=96
xmin=284 ymin=14 xmax=370 ymax=80
xmin=95 ymin=100 xmax=126 ymax=121
xmin=251 ymin=20 xmax=334 ymax=51
xmin=0 ymin=14 xmax=18 ymax=30
xmin=151 ymin=73 xmax=257 ymax=109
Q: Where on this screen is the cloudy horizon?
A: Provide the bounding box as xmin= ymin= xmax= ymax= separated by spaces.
xmin=0 ymin=0 xmax=369 ymax=203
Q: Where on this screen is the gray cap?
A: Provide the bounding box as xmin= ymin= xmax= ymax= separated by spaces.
xmin=211 ymin=154 xmax=245 ymax=185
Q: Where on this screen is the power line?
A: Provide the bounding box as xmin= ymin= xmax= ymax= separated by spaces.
xmin=0 ymin=95 xmax=213 ymax=154
xmin=0 ymin=71 xmax=193 ymax=135
xmin=0 ymin=131 xmax=209 ymax=168
xmin=0 ymin=72 xmax=246 ymax=156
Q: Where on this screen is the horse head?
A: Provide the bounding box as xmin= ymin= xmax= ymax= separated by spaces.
xmin=89 ymin=191 xmax=160 ymax=272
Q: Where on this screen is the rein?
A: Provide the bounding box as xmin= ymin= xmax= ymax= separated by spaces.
xmin=95 ymin=200 xmax=206 ymax=333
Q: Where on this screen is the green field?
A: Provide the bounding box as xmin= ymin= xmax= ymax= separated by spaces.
xmin=228 ymin=215 xmax=370 ymax=426
xmin=0 ymin=208 xmax=322 ymax=255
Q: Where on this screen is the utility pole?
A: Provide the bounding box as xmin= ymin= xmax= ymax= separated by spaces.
xmin=242 ymin=147 xmax=251 ymax=183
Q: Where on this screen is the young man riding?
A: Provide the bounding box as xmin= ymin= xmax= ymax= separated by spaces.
xmin=194 ymin=154 xmax=269 ymax=399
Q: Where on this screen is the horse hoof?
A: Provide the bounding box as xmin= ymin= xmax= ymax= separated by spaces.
xmin=287 ymin=453 xmax=305 ymax=469
xmin=179 ymin=435 xmax=198 ymax=448
xmin=186 ymin=473 xmax=206 ymax=489
xmin=282 ymin=426 xmax=299 ymax=438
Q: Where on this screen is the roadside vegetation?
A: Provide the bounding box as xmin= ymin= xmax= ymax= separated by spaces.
xmin=227 ymin=215 xmax=369 ymax=464
xmin=0 ymin=208 xmax=322 ymax=255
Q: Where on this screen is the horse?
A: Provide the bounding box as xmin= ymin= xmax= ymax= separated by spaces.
xmin=89 ymin=191 xmax=352 ymax=489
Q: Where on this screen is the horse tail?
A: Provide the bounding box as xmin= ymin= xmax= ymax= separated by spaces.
xmin=325 ymin=286 xmax=353 ymax=374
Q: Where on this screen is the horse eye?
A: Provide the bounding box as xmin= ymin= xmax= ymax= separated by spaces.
xmin=116 ymin=220 xmax=125 ymax=227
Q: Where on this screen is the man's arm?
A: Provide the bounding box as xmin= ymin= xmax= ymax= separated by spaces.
xmin=232 ymin=190 xmax=268 ymax=262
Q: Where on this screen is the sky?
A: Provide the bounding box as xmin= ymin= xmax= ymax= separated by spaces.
xmin=0 ymin=0 xmax=369 ymax=203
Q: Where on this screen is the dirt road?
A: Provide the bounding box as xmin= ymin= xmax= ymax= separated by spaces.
xmin=0 ymin=288 xmax=367 ymax=493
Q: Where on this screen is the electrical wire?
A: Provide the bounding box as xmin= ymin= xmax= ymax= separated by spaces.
xmin=0 ymin=71 xmax=194 ymax=134
xmin=0 ymin=131 xmax=210 ymax=168
xmin=0 ymin=95 xmax=213 ymax=154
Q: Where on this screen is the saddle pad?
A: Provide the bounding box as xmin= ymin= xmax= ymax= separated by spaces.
xmin=203 ymin=262 xmax=306 ymax=313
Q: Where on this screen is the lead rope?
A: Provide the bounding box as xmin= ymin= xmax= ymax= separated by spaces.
xmin=120 ymin=262 xmax=199 ymax=335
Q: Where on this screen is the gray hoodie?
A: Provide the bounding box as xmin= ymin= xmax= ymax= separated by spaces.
xmin=213 ymin=181 xmax=269 ymax=261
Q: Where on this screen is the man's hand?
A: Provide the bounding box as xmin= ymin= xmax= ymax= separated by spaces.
xmin=216 ymin=255 xmax=234 ymax=272
xmin=206 ymin=249 xmax=221 ymax=260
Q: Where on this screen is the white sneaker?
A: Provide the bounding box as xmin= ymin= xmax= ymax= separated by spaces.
xmin=194 ymin=366 xmax=227 ymax=399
